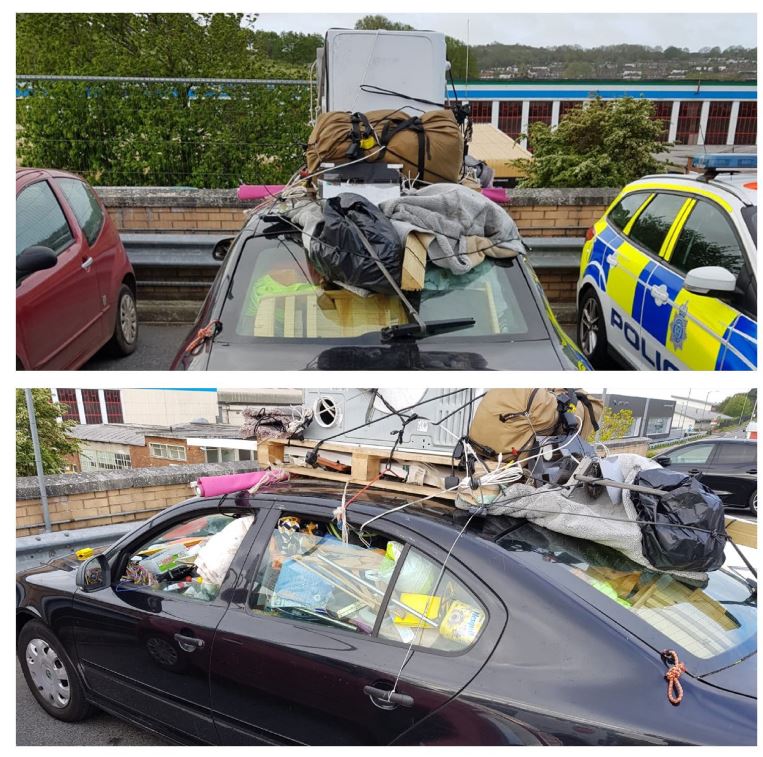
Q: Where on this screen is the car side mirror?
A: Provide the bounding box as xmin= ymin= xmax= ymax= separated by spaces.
xmin=212 ymin=237 xmax=234 ymax=261
xmin=655 ymin=456 xmax=671 ymax=467
xmin=684 ymin=266 xmax=737 ymax=295
xmin=75 ymin=554 xmax=111 ymax=592
xmin=16 ymin=246 xmax=58 ymax=280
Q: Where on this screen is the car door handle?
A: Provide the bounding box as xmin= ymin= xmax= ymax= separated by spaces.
xmin=81 ymin=257 xmax=94 ymax=271
xmin=688 ymin=468 xmax=701 ymax=475
xmin=363 ymin=685 xmax=414 ymax=708
xmin=174 ymin=633 xmax=205 ymax=652
xmin=747 ymin=468 xmax=757 ymax=475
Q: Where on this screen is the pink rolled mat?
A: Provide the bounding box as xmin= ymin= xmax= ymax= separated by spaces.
xmin=197 ymin=468 xmax=288 ymax=497
xmin=237 ymin=184 xmax=286 ymax=201
xmin=481 ymin=187 xmax=508 ymax=204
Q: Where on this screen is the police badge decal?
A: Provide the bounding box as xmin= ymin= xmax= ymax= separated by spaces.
xmin=670 ymin=304 xmax=689 ymax=351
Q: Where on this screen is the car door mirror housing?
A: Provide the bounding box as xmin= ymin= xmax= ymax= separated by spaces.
xmin=684 ymin=266 xmax=737 ymax=295
xmin=16 ymin=246 xmax=58 ymax=279
xmin=75 ymin=554 xmax=111 ymax=592
xmin=212 ymin=237 xmax=234 ymax=261
xmin=655 ymin=456 xmax=671 ymax=466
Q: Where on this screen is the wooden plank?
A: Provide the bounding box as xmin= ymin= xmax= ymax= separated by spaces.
xmin=284 ymin=465 xmax=457 ymax=502
xmin=400 ymin=233 xmax=428 ymax=291
xmin=351 ymin=450 xmax=382 ymax=482
xmin=258 ymin=440 xmax=286 ymax=467
xmin=725 ymin=517 xmax=757 ymax=549
xmin=285 ymin=438 xmax=460 ymax=467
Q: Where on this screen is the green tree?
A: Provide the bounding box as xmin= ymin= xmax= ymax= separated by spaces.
xmin=588 ymin=407 xmax=634 ymax=443
xmin=16 ymin=390 xmax=80 ymax=477
xmin=714 ymin=389 xmax=757 ymax=421
xmin=16 ymin=13 xmax=311 ymax=187
xmin=516 ymin=97 xmax=666 ymax=188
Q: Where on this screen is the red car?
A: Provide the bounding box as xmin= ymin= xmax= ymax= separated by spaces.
xmin=16 ymin=168 xmax=138 ymax=369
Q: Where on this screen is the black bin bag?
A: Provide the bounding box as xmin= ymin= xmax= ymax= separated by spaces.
xmin=631 ymin=468 xmax=727 ymax=573
xmin=309 ymin=193 xmax=403 ymax=293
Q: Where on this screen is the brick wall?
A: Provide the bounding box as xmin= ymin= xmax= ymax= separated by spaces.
xmin=98 ymin=187 xmax=616 ymax=239
xmin=16 ymin=461 xmax=260 ymax=536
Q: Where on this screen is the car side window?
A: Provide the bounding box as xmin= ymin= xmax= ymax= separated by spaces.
xmin=608 ymin=191 xmax=651 ymax=232
xmin=119 ymin=512 xmax=255 ymax=602
xmin=55 ymin=178 xmax=105 ymax=247
xmin=16 ymin=181 xmax=74 ymax=256
xmin=627 ymin=193 xmax=687 ymax=257
xmin=378 ymin=546 xmax=486 ymax=652
xmin=667 ymin=443 xmax=716 ymax=465
xmin=249 ymin=515 xmax=486 ymax=652
xmin=715 ymin=443 xmax=756 ymax=465
xmin=669 ymin=200 xmax=745 ymax=277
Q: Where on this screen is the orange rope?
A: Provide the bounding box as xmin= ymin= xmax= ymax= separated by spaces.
xmin=185 ymin=320 xmax=221 ymax=356
xmin=661 ymin=649 xmax=687 ymax=706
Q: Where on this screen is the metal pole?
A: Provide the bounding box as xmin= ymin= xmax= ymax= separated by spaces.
xmin=596 ymin=388 xmax=606 ymax=444
xmin=25 ymin=389 xmax=52 ymax=533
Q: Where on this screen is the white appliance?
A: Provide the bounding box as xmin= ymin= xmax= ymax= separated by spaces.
xmin=318 ymin=29 xmax=448 ymax=116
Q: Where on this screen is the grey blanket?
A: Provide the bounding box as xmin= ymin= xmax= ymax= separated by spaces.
xmin=380 ymin=183 xmax=526 ymax=275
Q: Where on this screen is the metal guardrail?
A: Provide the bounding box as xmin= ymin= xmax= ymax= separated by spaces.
xmin=648 ymin=432 xmax=708 ymax=450
xmin=16 ymin=522 xmax=143 ymax=572
xmin=123 ymin=233 xmax=585 ymax=271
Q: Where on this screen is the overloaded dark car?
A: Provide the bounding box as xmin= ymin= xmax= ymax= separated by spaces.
xmin=655 ymin=438 xmax=757 ymax=515
xmin=17 ymin=481 xmax=755 ymax=745
xmin=170 ymin=214 xmax=590 ymax=371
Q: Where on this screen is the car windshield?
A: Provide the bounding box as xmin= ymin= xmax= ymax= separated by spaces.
xmin=497 ymin=524 xmax=756 ymax=665
xmin=219 ymin=234 xmax=546 ymax=342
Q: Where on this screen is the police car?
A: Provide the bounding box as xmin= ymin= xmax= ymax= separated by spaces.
xmin=577 ymin=155 xmax=757 ymax=371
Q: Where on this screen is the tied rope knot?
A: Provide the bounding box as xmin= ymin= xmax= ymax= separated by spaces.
xmin=661 ymin=649 xmax=687 ymax=706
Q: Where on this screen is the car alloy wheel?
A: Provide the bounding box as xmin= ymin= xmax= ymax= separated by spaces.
xmin=749 ymin=491 xmax=757 ymax=516
xmin=579 ymin=296 xmax=601 ymax=357
xmin=25 ymin=637 xmax=71 ymax=709
xmin=120 ymin=290 xmax=138 ymax=345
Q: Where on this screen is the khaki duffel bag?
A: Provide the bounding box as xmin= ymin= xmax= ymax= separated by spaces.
xmin=468 ymin=388 xmax=603 ymax=460
xmin=306 ymin=108 xmax=464 ymax=184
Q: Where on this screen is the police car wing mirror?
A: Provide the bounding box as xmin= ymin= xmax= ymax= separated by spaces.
xmin=684 ymin=266 xmax=736 ymax=296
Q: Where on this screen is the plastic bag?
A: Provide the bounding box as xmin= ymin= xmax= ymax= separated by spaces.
xmin=195 ymin=515 xmax=254 ymax=586
xmin=630 ymin=468 xmax=727 ymax=572
xmin=310 ymin=193 xmax=403 ymax=294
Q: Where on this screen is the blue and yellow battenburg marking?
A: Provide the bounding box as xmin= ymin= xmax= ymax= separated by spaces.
xmin=581 ymin=186 xmax=757 ymax=371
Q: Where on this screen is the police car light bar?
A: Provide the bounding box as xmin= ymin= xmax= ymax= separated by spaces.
xmin=693 ymin=154 xmax=757 ymax=171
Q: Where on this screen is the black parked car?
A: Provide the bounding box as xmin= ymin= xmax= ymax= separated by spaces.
xmin=17 ymin=482 xmax=755 ymax=746
xmin=169 ymin=215 xmax=590 ymax=371
xmin=655 ymin=438 xmax=757 ymax=515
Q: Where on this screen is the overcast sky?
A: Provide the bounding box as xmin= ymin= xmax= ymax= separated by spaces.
xmin=256 ymin=13 xmax=756 ymax=50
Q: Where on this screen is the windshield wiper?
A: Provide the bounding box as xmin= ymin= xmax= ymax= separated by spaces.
xmin=381 ymin=318 xmax=476 ymax=342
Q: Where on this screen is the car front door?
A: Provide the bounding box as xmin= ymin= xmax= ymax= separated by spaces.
xmin=209 ymin=504 xmax=505 ymax=745
xmin=655 ymin=197 xmax=755 ymax=371
xmin=71 ymin=507 xmax=263 ymax=744
xmin=660 ymin=441 xmax=718 ymax=479
xmin=16 ymin=179 xmax=103 ymax=369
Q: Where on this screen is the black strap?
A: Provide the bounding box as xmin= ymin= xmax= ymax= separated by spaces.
xmin=576 ymin=392 xmax=600 ymax=432
xmin=380 ymin=116 xmax=426 ymax=179
xmin=345 ymin=112 xmax=376 ymax=160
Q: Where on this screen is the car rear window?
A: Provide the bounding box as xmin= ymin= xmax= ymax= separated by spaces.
xmin=55 ymin=178 xmax=105 ymax=247
xmin=607 ymin=191 xmax=651 ymax=232
xmin=715 ymin=443 xmax=756 ymax=465
xmin=497 ymin=525 xmax=756 ymax=663
xmin=627 ymin=193 xmax=688 ymax=256
xmin=221 ymin=235 xmax=544 ymax=342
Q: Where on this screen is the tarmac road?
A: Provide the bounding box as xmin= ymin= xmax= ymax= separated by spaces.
xmin=16 ymin=661 xmax=165 ymax=746
xmin=82 ymin=323 xmax=190 ymax=371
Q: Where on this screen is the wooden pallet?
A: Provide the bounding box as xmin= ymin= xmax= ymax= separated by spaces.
xmin=257 ymin=437 xmax=458 ymax=502
xmin=724 ymin=517 xmax=757 ymax=549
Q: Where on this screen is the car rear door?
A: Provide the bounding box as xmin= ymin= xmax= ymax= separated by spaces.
xmin=16 ymin=179 xmax=103 ymax=368
xmin=585 ymin=191 xmax=657 ymax=366
xmin=71 ymin=507 xmax=265 ymax=744
xmin=54 ymin=177 xmax=116 ymax=342
xmin=209 ymin=504 xmax=505 ymax=745
xmin=622 ymin=192 xmax=691 ymax=370
xmin=697 ymin=443 xmax=757 ymax=508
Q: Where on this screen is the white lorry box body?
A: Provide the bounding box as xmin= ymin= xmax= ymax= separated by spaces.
xmin=320 ymin=29 xmax=447 ymax=116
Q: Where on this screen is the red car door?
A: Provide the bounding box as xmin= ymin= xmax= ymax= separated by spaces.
xmin=16 ymin=178 xmax=103 ymax=369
